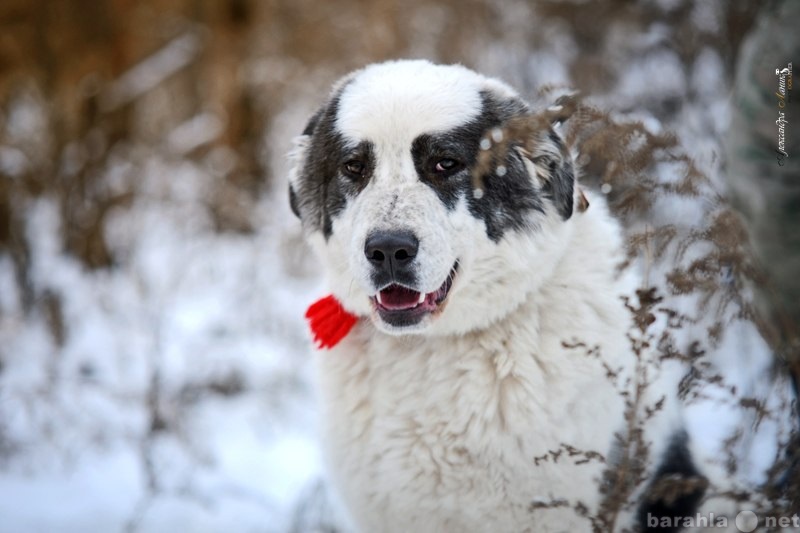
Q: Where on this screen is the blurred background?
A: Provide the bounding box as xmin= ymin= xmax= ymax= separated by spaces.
xmin=0 ymin=0 xmax=796 ymax=531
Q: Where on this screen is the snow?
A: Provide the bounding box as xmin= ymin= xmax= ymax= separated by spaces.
xmin=617 ymin=49 xmax=687 ymax=103
xmin=0 ymin=255 xmax=19 ymax=314
xmin=0 ymin=143 xmax=322 ymax=531
xmin=0 ymin=447 xmax=143 ymax=533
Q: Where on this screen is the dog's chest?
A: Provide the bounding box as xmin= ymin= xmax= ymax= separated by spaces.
xmin=317 ymin=323 xmax=628 ymax=531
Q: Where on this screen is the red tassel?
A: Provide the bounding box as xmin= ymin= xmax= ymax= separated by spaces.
xmin=305 ymin=295 xmax=359 ymax=349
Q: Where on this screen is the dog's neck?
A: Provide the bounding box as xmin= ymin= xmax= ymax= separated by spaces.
xmin=476 ymin=195 xmax=631 ymax=337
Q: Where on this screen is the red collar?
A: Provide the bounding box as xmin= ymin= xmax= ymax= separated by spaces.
xmin=305 ymin=295 xmax=359 ymax=349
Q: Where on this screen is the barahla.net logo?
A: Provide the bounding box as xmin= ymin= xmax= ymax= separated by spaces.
xmin=775 ymin=62 xmax=792 ymax=166
xmin=647 ymin=510 xmax=800 ymax=531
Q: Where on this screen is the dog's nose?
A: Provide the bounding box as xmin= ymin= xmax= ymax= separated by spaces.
xmin=364 ymin=230 xmax=419 ymax=278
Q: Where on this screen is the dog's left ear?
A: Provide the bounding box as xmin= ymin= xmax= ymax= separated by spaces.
xmin=527 ymin=129 xmax=576 ymax=220
xmin=287 ymin=109 xmax=323 ymax=220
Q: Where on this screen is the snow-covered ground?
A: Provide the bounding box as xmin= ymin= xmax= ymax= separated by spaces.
xmin=0 ymin=147 xmax=326 ymax=531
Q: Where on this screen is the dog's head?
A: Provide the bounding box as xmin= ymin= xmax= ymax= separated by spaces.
xmin=289 ymin=60 xmax=580 ymax=336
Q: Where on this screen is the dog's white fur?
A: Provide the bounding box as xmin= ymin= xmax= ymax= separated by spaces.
xmin=314 ymin=202 xmax=682 ymax=532
xmin=290 ymin=60 xmax=685 ymax=532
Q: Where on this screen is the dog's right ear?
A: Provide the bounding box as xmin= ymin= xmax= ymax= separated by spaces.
xmin=302 ymin=109 xmax=322 ymax=137
xmin=288 ymin=109 xmax=323 ymax=220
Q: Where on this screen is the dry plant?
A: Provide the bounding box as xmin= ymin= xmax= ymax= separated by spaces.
xmin=465 ymin=93 xmax=799 ymax=529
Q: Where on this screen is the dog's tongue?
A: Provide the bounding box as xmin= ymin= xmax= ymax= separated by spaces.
xmin=379 ymin=285 xmax=423 ymax=310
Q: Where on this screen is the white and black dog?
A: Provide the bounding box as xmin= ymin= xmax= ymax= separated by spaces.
xmin=288 ymin=60 xmax=793 ymax=532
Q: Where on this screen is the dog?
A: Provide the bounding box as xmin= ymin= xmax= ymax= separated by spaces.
xmin=287 ymin=60 xmax=793 ymax=532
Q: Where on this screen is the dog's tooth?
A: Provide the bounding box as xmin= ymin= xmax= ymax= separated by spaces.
xmin=417 ymin=291 xmax=425 ymax=304
xmin=376 ymin=292 xmax=383 ymax=305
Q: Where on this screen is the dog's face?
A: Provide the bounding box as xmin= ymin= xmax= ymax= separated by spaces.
xmin=289 ymin=60 xmax=577 ymax=336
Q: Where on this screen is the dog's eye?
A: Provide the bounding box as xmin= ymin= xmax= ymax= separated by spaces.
xmin=343 ymin=160 xmax=365 ymax=178
xmin=434 ymin=158 xmax=461 ymax=174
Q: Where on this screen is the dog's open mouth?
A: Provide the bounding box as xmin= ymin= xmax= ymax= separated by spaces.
xmin=372 ymin=263 xmax=458 ymax=328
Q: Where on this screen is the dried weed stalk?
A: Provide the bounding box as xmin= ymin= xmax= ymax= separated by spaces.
xmin=470 ymin=94 xmax=799 ymax=528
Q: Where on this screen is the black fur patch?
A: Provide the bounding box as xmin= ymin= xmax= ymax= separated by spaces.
xmin=637 ymin=432 xmax=707 ymax=532
xmin=302 ymin=109 xmax=322 ymax=136
xmin=292 ymin=84 xmax=376 ymax=239
xmin=411 ymin=91 xmax=574 ymax=241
